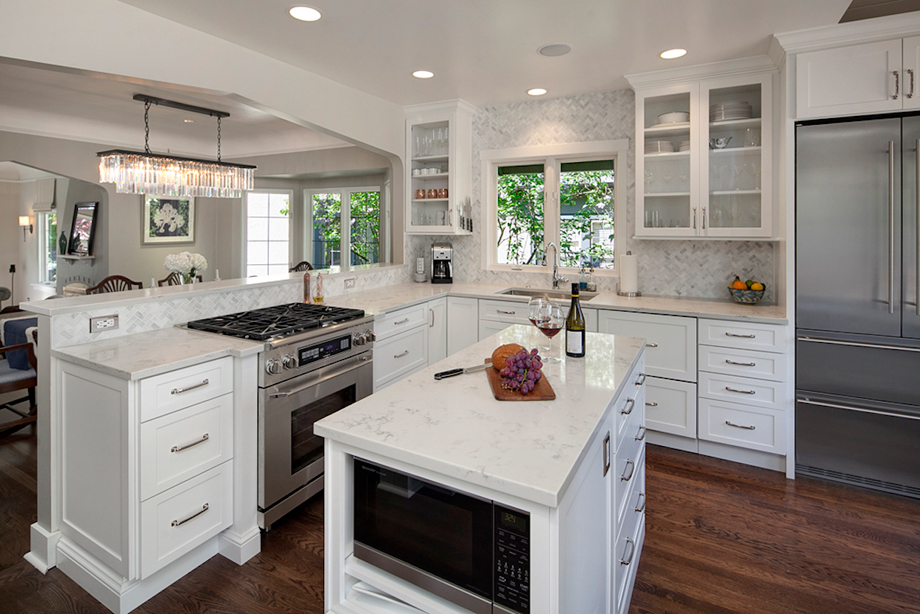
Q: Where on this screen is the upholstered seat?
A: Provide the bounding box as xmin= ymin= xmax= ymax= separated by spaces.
xmin=0 ymin=361 xmax=35 ymax=385
xmin=0 ymin=317 xmax=38 ymax=438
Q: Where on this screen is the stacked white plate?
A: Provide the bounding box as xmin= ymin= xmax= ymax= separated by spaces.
xmin=710 ymin=100 xmax=752 ymax=122
xmin=678 ymin=140 xmax=691 ymax=152
xmin=645 ymin=140 xmax=674 ymax=154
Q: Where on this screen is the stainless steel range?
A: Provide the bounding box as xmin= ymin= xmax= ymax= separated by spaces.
xmin=188 ymin=303 xmax=375 ymax=529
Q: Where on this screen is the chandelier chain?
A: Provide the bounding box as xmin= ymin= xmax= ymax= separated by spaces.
xmin=144 ymin=100 xmax=151 ymax=154
xmin=217 ymin=116 xmax=222 ymax=163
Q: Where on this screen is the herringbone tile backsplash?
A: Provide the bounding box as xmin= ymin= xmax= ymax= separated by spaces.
xmin=410 ymin=88 xmax=775 ymax=302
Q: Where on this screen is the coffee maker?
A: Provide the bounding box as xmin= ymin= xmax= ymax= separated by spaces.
xmin=431 ymin=241 xmax=453 ymax=284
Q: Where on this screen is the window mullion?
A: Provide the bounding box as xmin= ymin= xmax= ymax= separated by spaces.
xmin=545 ymin=157 xmax=561 ymax=263
xmin=342 ymin=190 xmax=351 ymax=271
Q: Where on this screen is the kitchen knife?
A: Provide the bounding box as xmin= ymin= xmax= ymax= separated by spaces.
xmin=434 ymin=362 xmax=492 ymax=380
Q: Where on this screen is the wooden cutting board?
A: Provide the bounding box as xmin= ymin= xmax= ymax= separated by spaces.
xmin=484 ymin=358 xmax=555 ymax=401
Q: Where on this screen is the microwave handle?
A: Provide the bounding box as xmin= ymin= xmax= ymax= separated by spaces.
xmin=269 ymin=354 xmax=371 ymax=398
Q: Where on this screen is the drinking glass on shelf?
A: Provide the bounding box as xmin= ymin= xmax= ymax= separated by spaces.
xmin=528 ymin=297 xmax=564 ymax=361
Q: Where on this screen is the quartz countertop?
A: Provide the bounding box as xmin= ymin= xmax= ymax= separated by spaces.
xmin=314 ymin=325 xmax=645 ymax=508
xmin=52 ymin=326 xmax=264 ymax=380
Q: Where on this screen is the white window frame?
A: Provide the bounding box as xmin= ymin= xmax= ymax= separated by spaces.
xmin=243 ymin=188 xmax=293 ymax=277
xmin=481 ymin=139 xmax=627 ymax=275
xmin=36 ymin=210 xmax=57 ymax=284
xmin=305 ymin=186 xmax=382 ymax=271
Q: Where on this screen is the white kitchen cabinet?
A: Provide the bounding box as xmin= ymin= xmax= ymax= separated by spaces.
xmin=596 ymin=310 xmax=696 ymax=381
xmin=629 ymin=60 xmax=775 ymax=238
xmin=447 ymin=296 xmax=479 ymax=356
xmin=374 ymin=327 xmax=428 ymax=391
xmin=795 ymin=37 xmax=920 ymax=119
xmin=405 ymin=100 xmax=476 ymax=235
xmin=427 ymin=297 xmax=447 ymax=365
xmin=643 ymin=377 xmax=697 ymax=441
xmin=478 ymin=298 xmax=531 ymax=340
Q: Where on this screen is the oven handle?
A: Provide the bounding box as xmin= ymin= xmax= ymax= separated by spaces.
xmin=268 ymin=354 xmax=371 ymax=398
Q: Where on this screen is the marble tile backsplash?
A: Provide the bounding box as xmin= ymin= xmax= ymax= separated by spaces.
xmin=410 ymin=88 xmax=776 ymax=303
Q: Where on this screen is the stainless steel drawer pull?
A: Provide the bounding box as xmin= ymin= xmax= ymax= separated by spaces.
xmin=725 ymin=332 xmax=755 ymax=339
xmin=645 ymin=401 xmax=658 ymax=407
xmin=725 ymin=359 xmax=756 ymax=367
xmin=621 ymin=537 xmax=636 ymax=566
xmin=621 ymin=460 xmax=635 ymax=482
xmin=171 ymin=433 xmax=209 ymax=453
xmin=635 ymin=426 xmax=647 ymax=441
xmin=725 ymin=386 xmax=756 ymax=395
xmin=647 ymin=342 xmax=659 ymax=348
xmin=798 ymin=398 xmax=920 ymax=422
xmin=497 ymin=309 xmax=516 ymax=315
xmin=394 ymin=318 xmax=410 ymax=325
xmin=725 ymin=421 xmax=756 ymax=430
xmin=621 ymin=398 xmax=636 ymax=415
xmin=603 ymin=431 xmax=611 ymax=477
xmin=893 ymin=70 xmax=900 ymax=100
xmin=171 ymin=503 xmax=209 ymax=527
xmin=635 ymin=374 xmax=647 ymax=386
xmin=171 ymin=379 xmax=209 ymax=395
xmin=635 ymin=493 xmax=647 ymax=513
xmin=394 ymin=350 xmax=409 ymax=359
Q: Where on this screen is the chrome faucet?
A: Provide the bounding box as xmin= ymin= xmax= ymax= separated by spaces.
xmin=545 ymin=242 xmax=567 ymax=289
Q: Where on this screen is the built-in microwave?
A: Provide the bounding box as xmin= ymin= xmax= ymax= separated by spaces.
xmin=353 ymin=459 xmax=530 ymax=614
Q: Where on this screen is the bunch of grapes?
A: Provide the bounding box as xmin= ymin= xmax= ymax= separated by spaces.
xmin=499 ymin=348 xmax=543 ymax=394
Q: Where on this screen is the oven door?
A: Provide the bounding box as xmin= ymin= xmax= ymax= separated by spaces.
xmin=260 ymin=353 xmax=372 ymax=511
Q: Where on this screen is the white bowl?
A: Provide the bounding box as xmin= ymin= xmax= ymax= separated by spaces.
xmin=658 ymin=111 xmax=690 ymax=124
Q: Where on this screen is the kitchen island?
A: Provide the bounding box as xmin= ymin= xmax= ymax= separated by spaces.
xmin=315 ymin=325 xmax=647 ymax=614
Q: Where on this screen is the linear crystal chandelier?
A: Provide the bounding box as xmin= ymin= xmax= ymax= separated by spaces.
xmin=98 ymin=94 xmax=255 ymax=199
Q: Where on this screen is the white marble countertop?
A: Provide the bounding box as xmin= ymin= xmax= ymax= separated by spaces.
xmin=314 ymin=325 xmax=645 ymax=508
xmin=326 ymin=282 xmax=786 ymax=323
xmin=52 ymin=326 xmax=263 ymax=380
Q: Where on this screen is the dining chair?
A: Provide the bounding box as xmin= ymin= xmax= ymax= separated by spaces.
xmin=0 ymin=318 xmax=38 ymax=439
xmin=290 ymin=261 xmax=314 ymax=272
xmin=86 ymin=275 xmax=144 ymax=294
xmin=157 ymin=272 xmax=202 ymax=286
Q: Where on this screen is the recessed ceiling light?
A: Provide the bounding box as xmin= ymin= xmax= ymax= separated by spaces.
xmin=184 ymin=119 xmax=194 ymax=123
xmin=660 ymin=48 xmax=687 ymax=60
xmin=527 ymin=88 xmax=547 ymax=96
xmin=412 ymin=70 xmax=434 ymax=79
xmin=538 ymin=43 xmax=572 ymax=57
xmin=289 ymin=6 xmax=321 ymax=21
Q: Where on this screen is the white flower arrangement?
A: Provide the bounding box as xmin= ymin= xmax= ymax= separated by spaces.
xmin=164 ymin=252 xmax=208 ymax=283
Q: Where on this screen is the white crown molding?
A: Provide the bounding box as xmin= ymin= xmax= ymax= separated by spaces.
xmin=774 ymin=11 xmax=920 ymax=55
xmin=625 ymin=56 xmax=777 ymax=90
xmin=404 ymin=99 xmax=478 ymax=119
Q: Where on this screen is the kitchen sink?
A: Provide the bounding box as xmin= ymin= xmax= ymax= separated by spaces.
xmin=497 ymin=287 xmax=597 ymax=301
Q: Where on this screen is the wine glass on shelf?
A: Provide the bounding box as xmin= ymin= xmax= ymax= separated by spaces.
xmin=528 ymin=297 xmax=564 ymax=362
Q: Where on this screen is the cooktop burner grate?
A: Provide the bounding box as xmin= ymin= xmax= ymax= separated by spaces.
xmin=187 ymin=303 xmax=366 ymax=341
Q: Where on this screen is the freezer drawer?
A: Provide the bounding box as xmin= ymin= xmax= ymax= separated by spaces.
xmin=796 ymin=332 xmax=920 ymax=407
xmin=796 ymin=395 xmax=920 ymax=498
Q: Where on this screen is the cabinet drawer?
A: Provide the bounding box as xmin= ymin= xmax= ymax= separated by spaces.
xmin=644 ymin=377 xmax=697 ymax=438
xmin=615 ymin=366 xmax=645 ymax=450
xmin=613 ymin=429 xmax=645 ymax=531
xmin=698 ymin=319 xmax=787 ymax=353
xmin=597 ymin=311 xmax=696 ymax=381
xmin=699 ymin=371 xmax=785 ymax=410
xmin=699 ymin=345 xmax=786 ymax=382
xmin=614 ymin=448 xmax=645 ymax=613
xmin=140 ymin=357 xmax=233 ymax=422
xmin=375 ymin=304 xmax=427 ymax=340
xmin=478 ymin=299 xmax=531 ymax=324
xmin=140 ymin=461 xmax=233 ymax=578
xmin=699 ymin=398 xmax=786 ymax=454
xmin=140 ymin=394 xmax=233 ymax=501
xmin=374 ymin=327 xmax=428 ymax=389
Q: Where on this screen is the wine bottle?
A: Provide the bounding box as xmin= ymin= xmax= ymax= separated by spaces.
xmin=565 ymin=282 xmax=586 ymax=357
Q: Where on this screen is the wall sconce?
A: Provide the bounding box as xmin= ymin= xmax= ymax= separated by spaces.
xmin=19 ymin=216 xmax=32 ymax=242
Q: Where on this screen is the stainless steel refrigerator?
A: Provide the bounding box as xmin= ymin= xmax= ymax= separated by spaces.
xmin=796 ymin=116 xmax=920 ymax=499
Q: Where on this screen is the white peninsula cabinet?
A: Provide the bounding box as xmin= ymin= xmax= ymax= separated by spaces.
xmin=317 ymin=326 xmax=647 ymax=614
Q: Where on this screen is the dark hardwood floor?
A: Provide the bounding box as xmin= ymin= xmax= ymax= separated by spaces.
xmin=1 ymin=427 xmax=919 ymax=614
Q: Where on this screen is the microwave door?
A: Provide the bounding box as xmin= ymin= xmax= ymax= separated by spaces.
xmin=904 ymin=117 xmax=920 ymax=340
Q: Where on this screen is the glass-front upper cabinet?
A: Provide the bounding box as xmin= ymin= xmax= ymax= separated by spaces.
xmin=630 ymin=61 xmax=774 ymax=239
xmin=405 ymin=101 xmax=475 ymax=235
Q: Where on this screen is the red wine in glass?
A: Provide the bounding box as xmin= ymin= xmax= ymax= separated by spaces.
xmin=531 ymin=317 xmax=562 ymax=338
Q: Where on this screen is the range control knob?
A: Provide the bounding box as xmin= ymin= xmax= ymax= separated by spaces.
xmin=354 ymin=333 xmax=367 ymax=346
xmin=282 ymin=354 xmax=298 ymax=370
xmin=365 ymin=329 xmax=376 ymax=342
xmin=265 ymin=358 xmax=283 ymax=375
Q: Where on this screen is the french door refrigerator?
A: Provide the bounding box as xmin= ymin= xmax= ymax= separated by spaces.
xmin=796 ymin=115 xmax=920 ymax=499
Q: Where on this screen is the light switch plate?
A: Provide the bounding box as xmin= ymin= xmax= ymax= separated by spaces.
xmin=90 ymin=314 xmax=119 ymax=333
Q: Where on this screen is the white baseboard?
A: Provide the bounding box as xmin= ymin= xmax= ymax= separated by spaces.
xmin=698 ymin=440 xmax=786 ymax=472
xmin=25 ymin=523 xmax=60 ymax=573
xmin=218 ymin=526 xmax=261 ymax=565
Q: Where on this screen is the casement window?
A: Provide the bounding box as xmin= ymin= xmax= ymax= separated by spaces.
xmin=37 ymin=211 xmax=57 ymax=283
xmin=307 ymin=188 xmax=381 ymax=269
xmin=245 ymin=190 xmax=291 ymax=277
xmin=483 ymin=140 xmax=626 ymax=273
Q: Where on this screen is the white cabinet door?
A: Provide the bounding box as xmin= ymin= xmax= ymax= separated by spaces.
xmin=904 ymin=36 xmax=920 ymax=110
xmin=374 ymin=326 xmax=428 ymax=390
xmin=447 ymin=296 xmax=478 ymax=355
xmin=479 ymin=318 xmax=512 ymax=341
xmin=597 ymin=311 xmax=697 ymax=381
xmin=427 ymin=297 xmax=447 ymax=365
xmin=644 ymin=376 xmax=697 ymax=439
xmin=796 ymin=39 xmax=903 ymax=119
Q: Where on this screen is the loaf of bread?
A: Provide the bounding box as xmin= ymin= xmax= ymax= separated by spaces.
xmin=491 ymin=343 xmax=525 ymax=371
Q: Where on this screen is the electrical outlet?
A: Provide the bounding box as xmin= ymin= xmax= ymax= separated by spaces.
xmin=344 ymin=277 xmax=356 ymax=289
xmin=89 ymin=314 xmax=119 ymax=333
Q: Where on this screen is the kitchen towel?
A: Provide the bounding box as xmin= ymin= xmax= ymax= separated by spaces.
xmin=619 ymin=253 xmax=639 ymax=294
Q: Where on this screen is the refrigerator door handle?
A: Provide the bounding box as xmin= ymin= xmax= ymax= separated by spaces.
xmin=889 ymin=141 xmax=896 ymax=315
xmin=798 ymin=335 xmax=920 ymax=353
xmin=916 ymin=138 xmax=919 ymax=316
xmin=798 ymin=398 xmax=920 ymax=422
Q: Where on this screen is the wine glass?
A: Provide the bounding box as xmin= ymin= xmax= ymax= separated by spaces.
xmin=528 ymin=297 xmax=564 ymax=362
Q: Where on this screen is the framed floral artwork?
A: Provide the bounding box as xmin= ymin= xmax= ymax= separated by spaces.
xmin=142 ymin=195 xmax=195 ymax=244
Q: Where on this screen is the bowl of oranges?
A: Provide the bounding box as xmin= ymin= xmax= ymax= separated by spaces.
xmin=728 ymin=276 xmax=765 ymax=304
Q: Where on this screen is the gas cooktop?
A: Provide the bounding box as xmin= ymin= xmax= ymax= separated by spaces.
xmin=187 ymin=303 xmax=366 ymax=341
